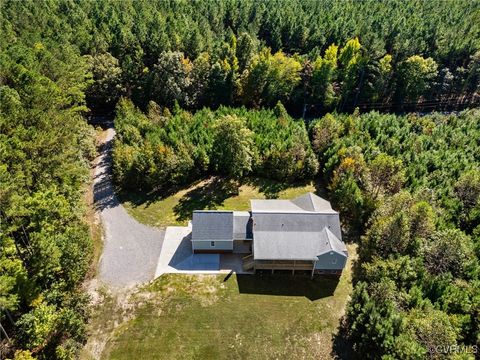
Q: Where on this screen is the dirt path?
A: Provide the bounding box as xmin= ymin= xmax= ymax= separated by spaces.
xmin=93 ymin=125 xmax=165 ymax=287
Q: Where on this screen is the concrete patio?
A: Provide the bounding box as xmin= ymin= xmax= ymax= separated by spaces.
xmin=154 ymin=225 xmax=252 ymax=278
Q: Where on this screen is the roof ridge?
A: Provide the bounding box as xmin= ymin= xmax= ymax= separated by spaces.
xmin=289 ymin=197 xmax=308 ymax=211
xmin=324 ymin=227 xmax=333 ymax=251
xmin=308 ymin=192 xmax=316 ymax=211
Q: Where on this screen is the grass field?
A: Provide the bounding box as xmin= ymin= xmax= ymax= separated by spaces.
xmin=119 ymin=177 xmax=318 ymax=228
xmin=98 ymin=244 xmax=355 ymax=360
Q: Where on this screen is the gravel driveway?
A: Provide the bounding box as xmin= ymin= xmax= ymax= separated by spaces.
xmin=94 ymin=125 xmax=165 ymax=287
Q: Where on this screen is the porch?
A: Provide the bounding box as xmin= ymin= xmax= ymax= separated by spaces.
xmin=242 ymin=257 xmax=316 ymax=274
xmin=254 ymin=259 xmax=315 ymax=271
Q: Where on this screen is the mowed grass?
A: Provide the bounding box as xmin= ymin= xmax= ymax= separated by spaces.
xmin=119 ymin=177 xmax=317 ymax=228
xmin=101 ymin=244 xmax=356 ymax=360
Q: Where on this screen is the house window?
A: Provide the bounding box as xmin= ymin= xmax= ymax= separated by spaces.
xmin=332 ymin=258 xmax=337 ymax=264
xmin=210 ymin=241 xmax=215 ymax=247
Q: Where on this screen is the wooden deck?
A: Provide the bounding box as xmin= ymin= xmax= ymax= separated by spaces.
xmin=255 ymin=264 xmax=313 ymax=271
xmin=242 ymin=254 xmax=255 ymax=271
xmin=243 ymin=257 xmax=321 ymax=275
xmin=254 ymin=260 xmax=314 ymax=271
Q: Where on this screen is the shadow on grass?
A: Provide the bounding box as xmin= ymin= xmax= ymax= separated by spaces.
xmin=118 ymin=175 xmax=321 ymax=209
xmin=243 ymin=177 xmax=311 ymax=199
xmin=173 ymin=177 xmax=240 ymax=222
xmin=117 ymin=179 xmax=204 ymax=209
xmin=117 ymin=175 xmax=329 ymax=224
xmin=314 ymin=177 xmax=330 ymax=200
xmin=331 ymin=316 xmax=358 ymax=359
xmin=236 ymin=273 xmax=339 ymax=301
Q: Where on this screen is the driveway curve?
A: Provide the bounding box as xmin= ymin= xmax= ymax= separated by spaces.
xmin=94 ymin=125 xmax=165 ymax=287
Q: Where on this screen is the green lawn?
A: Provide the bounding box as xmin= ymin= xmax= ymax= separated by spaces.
xmin=119 ymin=177 xmax=318 ymax=227
xmin=100 ymin=244 xmax=355 ymax=360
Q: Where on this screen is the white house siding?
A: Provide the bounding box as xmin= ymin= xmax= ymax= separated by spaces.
xmin=192 ymin=240 xmax=233 ymax=252
xmin=315 ymin=251 xmax=347 ymax=270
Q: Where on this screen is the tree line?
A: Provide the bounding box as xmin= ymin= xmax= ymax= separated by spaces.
xmin=0 ymin=37 xmax=96 ymax=359
xmin=309 ymin=109 xmax=480 ymax=357
xmin=1 ymin=0 xmax=479 ymax=115
xmin=113 ymin=99 xmax=317 ymax=191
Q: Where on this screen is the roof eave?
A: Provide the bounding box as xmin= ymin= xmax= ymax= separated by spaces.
xmin=316 ymin=249 xmax=348 ymax=258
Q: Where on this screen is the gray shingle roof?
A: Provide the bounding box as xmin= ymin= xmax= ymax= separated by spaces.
xmin=291 ymin=192 xmax=334 ymax=212
xmin=253 ymin=228 xmax=347 ymax=260
xmin=252 ymin=212 xmax=342 ymax=240
xmin=251 ymin=202 xmax=345 ymax=260
xmin=192 ymin=211 xmax=233 ymax=240
xmin=190 ymin=193 xmax=347 ymax=262
xmin=233 ymin=211 xmax=253 ymax=239
xmin=250 ymin=199 xmax=303 ymax=212
xmin=324 ymin=228 xmax=347 ymax=255
xmin=251 ymin=192 xmax=337 ymax=214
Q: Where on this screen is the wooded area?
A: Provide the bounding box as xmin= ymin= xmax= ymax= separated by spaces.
xmin=113 ymin=99 xmax=317 ymax=191
xmin=311 ymin=110 xmax=480 ymax=357
xmin=0 ymin=27 xmax=95 ymax=359
xmin=1 ymin=0 xmax=480 ymax=359
xmin=2 ymin=0 xmax=480 ymax=116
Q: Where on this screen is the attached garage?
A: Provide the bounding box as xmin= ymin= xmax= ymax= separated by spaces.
xmin=191 ymin=211 xmax=233 ymax=253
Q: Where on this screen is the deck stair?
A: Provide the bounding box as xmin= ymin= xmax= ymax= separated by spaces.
xmin=242 ymin=254 xmax=254 ymax=271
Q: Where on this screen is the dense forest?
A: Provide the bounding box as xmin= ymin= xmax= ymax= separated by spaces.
xmin=311 ymin=110 xmax=480 ymax=357
xmin=0 ymin=27 xmax=95 ymax=360
xmin=2 ymin=0 xmax=480 ymax=116
xmin=1 ymin=0 xmax=480 ymax=359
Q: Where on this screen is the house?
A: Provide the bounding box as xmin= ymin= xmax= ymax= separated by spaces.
xmin=191 ymin=192 xmax=348 ymax=275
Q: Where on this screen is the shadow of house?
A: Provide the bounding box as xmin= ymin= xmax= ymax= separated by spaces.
xmin=173 ymin=177 xmax=240 ymax=222
xmin=168 ymin=232 xmax=220 ymax=271
xmin=236 ymin=273 xmax=340 ymax=301
xmin=167 ymin=233 xmax=192 ymax=269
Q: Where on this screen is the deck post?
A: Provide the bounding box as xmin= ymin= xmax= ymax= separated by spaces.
xmin=311 ymin=260 xmax=317 ymax=279
xmin=292 ymin=260 xmax=296 ymax=275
